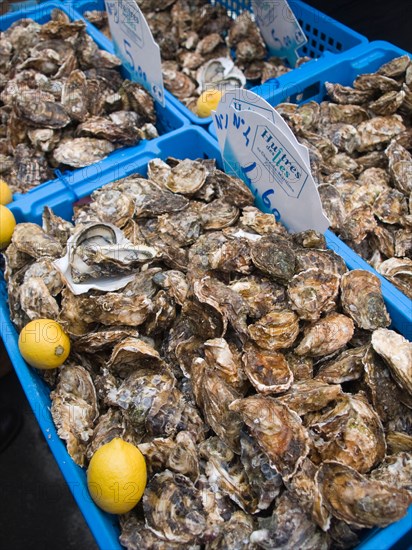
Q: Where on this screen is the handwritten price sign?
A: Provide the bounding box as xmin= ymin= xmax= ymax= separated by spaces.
xmin=105 ymin=0 xmax=165 ymax=106
xmin=251 ymin=0 xmax=307 ymax=67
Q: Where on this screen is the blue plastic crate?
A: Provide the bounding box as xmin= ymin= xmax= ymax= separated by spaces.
xmin=208 ymin=42 xmax=412 ymax=307
xmin=0 ymin=1 xmax=188 ymax=203
xmin=68 ymin=0 xmax=367 ymax=128
xmin=1 ymin=125 xmax=411 ymax=549
xmin=209 ymin=41 xmax=412 ymax=138
xmin=253 ymin=40 xmax=411 ymax=109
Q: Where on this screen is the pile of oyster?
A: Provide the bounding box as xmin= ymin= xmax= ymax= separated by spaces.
xmin=84 ymin=0 xmax=309 ymax=113
xmin=0 ymin=9 xmax=157 ymax=193
xmin=4 ymin=157 xmax=412 ymax=548
xmin=276 ymin=55 xmax=412 ymax=298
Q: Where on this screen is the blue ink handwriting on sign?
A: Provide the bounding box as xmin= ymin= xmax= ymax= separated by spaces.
xmin=262 ymin=189 xmax=281 ymax=221
xmin=123 ymin=38 xmax=134 ymax=70
xmin=241 ymin=162 xmax=258 ymax=194
xmin=243 ymin=125 xmax=251 ymax=147
xmin=233 ymin=111 xmax=245 ymax=130
xmin=214 ymin=113 xmax=229 ymax=131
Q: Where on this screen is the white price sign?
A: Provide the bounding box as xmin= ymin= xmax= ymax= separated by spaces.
xmin=221 ymin=106 xmax=329 ymax=234
xmin=105 ymin=0 xmax=165 ymax=106
xmin=212 ymin=89 xmax=310 ymax=169
xmin=252 ymin=0 xmax=307 ymax=67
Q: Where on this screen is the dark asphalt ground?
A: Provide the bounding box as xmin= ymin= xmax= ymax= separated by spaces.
xmin=0 ymin=346 xmax=98 ymax=550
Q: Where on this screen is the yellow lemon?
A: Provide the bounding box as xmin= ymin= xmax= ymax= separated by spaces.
xmin=18 ymin=319 xmax=70 ymax=369
xmin=87 ymin=438 xmax=147 ymax=515
xmin=0 ymin=205 xmax=16 ymax=249
xmin=0 ymin=179 xmax=13 ymax=205
xmin=196 ymin=88 xmax=222 ymax=118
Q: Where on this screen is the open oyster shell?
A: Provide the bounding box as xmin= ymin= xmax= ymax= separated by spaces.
xmin=196 ymin=57 xmax=246 ymax=94
xmin=67 ymin=222 xmax=157 ymax=284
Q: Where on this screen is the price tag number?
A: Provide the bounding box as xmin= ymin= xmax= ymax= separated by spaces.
xmin=123 ymin=39 xmax=147 ymax=82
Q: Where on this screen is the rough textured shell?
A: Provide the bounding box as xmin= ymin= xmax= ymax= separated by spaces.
xmin=340 ymin=270 xmax=390 ymax=330
xmin=295 ymin=313 xmax=354 ymax=357
xmin=372 ymin=328 xmax=412 ymax=396
xmin=287 ymin=268 xmax=340 ymax=321
xmin=242 ymin=342 xmax=293 ymax=394
xmin=248 ymin=310 xmax=299 ymax=351
xmin=229 ymin=395 xmax=310 ymax=480
xmin=307 ymin=394 xmax=386 ymax=473
xmin=316 ymin=461 xmax=411 ymax=529
xmin=143 ymin=471 xmax=206 ymax=543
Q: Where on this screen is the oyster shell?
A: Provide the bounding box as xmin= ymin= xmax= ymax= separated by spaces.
xmin=107 ymin=370 xmax=175 ymax=439
xmin=11 ymin=223 xmax=63 ymax=259
xmin=295 ymin=313 xmax=354 ymax=357
xmin=61 ymin=69 xmax=89 ymax=122
xmin=68 ymin=222 xmax=157 ymax=283
xmin=325 ymin=82 xmax=374 ymax=105
xmin=377 ymin=257 xmax=412 ymax=298
xmin=197 ymin=57 xmax=246 ymax=93
xmin=143 ymin=471 xmax=207 ymax=544
xmin=229 ymin=275 xmax=288 ymax=318
xmin=15 ymin=91 xmax=71 ymax=129
xmin=191 ymin=357 xmax=243 ymax=453
xmin=357 ymin=116 xmax=406 ymax=152
xmin=106 ymin=337 xmax=163 ymax=379
xmin=317 ymin=184 xmax=346 ymax=230
xmin=248 ymin=310 xmax=300 ymax=351
xmin=362 ymin=345 xmax=409 ymax=423
xmin=23 ymin=258 xmax=63 ymax=296
xmin=307 ymin=393 xmax=386 ymax=473
xmin=242 ymin=341 xmax=293 ymax=394
xmin=229 ymin=395 xmax=310 ymax=479
xmin=239 ymin=430 xmax=283 ymax=511
xmin=340 ymin=270 xmax=390 ymax=330
xmin=204 ymin=338 xmax=248 ymax=394
xmin=50 ymin=364 xmax=98 ymax=466
xmin=370 ymin=452 xmax=412 ymax=494
xmin=199 ymin=436 xmax=260 ymax=514
xmin=42 ymin=207 xmax=73 ymax=246
xmin=287 ymin=268 xmax=340 ymax=321
xmin=372 ymin=328 xmax=412 ymax=396
xmin=374 ymin=188 xmax=408 ymax=224
xmin=206 ymin=510 xmax=255 ymax=550
xmin=139 ymin=431 xmax=200 ymax=482
xmin=19 ymin=277 xmax=59 ymax=320
xmin=250 ymin=237 xmax=295 ymax=282
xmin=316 ymin=461 xmax=411 ymax=528
xmin=53 ymin=137 xmax=115 ymax=168
xmin=148 ymin=158 xmax=208 ymax=195
xmin=315 ymin=345 xmax=367 ymax=384
xmin=250 ymin=491 xmax=329 ymax=550
xmin=277 ymin=380 xmax=343 ymax=416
